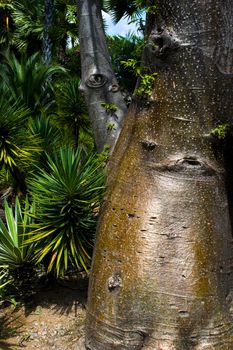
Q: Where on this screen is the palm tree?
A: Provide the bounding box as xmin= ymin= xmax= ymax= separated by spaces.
xmin=0 ymin=51 xmax=66 ymax=116
xmin=103 ymin=0 xmax=145 ymax=23
xmin=43 ymin=0 xmax=54 ymax=63
xmin=51 ymin=0 xmax=79 ymax=63
xmin=12 ymin=0 xmax=44 ymax=55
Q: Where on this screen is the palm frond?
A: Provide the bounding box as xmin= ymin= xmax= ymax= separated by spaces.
xmin=0 ymin=51 xmax=66 ymax=115
xmin=103 ymin=0 xmax=145 ymax=23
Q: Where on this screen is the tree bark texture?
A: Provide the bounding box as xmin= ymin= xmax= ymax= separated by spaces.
xmin=43 ymin=0 xmax=53 ymax=64
xmin=83 ymin=0 xmax=233 ymax=349
xmin=77 ymin=0 xmax=127 ymax=153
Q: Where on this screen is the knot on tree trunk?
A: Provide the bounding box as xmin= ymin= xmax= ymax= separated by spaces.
xmin=148 ymin=27 xmax=181 ymax=58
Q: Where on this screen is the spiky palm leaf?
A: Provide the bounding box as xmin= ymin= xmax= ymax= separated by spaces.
xmin=12 ymin=0 xmax=44 ymax=53
xmin=0 ymin=95 xmax=41 ymax=190
xmin=29 ymin=115 xmax=62 ymax=154
xmin=29 ymin=114 xmax=63 ymax=170
xmin=27 ymin=147 xmax=105 ymax=276
xmin=103 ymin=0 xmax=145 ymax=23
xmin=0 ymin=197 xmax=38 ymax=296
xmin=0 ymin=51 xmax=66 ymax=115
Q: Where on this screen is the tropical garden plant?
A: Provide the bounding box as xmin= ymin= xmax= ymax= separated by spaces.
xmin=56 ymin=77 xmax=91 ymax=149
xmin=107 ymin=33 xmax=143 ymax=93
xmin=11 ymin=0 xmax=44 ymax=54
xmin=28 ymin=114 xmax=63 ymax=171
xmin=26 ymin=147 xmax=105 ymax=276
xmin=0 ymin=51 xmax=66 ymax=116
xmin=0 ymin=94 xmax=41 ymax=194
xmin=0 ymin=197 xmax=38 ymax=298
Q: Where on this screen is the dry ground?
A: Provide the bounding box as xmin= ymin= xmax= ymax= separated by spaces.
xmin=0 ymin=278 xmax=88 ymax=350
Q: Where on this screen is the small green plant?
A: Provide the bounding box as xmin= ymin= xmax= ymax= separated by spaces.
xmin=0 ymin=197 xmax=37 ymax=298
xmin=101 ymin=103 xmax=118 ymax=114
xmin=121 ymin=58 xmax=144 ymax=77
xmin=146 ymin=5 xmax=157 ymax=14
xmin=106 ymin=123 xmax=116 ymax=131
xmin=136 ymin=73 xmax=157 ymax=96
xmin=212 ymin=123 xmax=231 ymax=139
xmin=121 ymin=58 xmax=157 ymax=96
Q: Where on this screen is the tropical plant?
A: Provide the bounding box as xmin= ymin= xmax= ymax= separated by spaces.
xmin=28 ymin=114 xmax=63 ymax=170
xmin=103 ymin=0 xmax=145 ymax=23
xmin=0 ymin=51 xmax=66 ymax=116
xmin=0 ymin=197 xmax=38 ymax=298
xmin=0 ymin=0 xmax=14 ymax=50
xmin=51 ymin=0 xmax=78 ymax=62
xmin=56 ymin=78 xmax=91 ymax=148
xmin=107 ymin=33 xmax=143 ymax=92
xmin=0 ymin=94 xmax=41 ymax=193
xmin=27 ymin=147 xmax=105 ymax=276
xmin=11 ymin=0 xmax=44 ymax=54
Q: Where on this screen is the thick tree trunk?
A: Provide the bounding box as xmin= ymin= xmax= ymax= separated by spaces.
xmin=77 ymin=0 xmax=127 ymax=153
xmin=82 ymin=0 xmax=233 ymax=349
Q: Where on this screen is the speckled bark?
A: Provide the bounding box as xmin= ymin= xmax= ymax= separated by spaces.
xmin=83 ymin=1 xmax=233 ymax=349
xmin=77 ymin=0 xmax=127 ymax=152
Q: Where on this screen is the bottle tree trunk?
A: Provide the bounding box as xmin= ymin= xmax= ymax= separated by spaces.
xmin=82 ymin=0 xmax=233 ymax=349
xmin=77 ymin=0 xmax=127 ymax=153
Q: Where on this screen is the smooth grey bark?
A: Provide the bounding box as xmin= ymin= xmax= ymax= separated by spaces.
xmin=77 ymin=0 xmax=127 ymax=153
xmin=80 ymin=0 xmax=233 ymax=349
xmin=43 ymin=0 xmax=53 ymax=64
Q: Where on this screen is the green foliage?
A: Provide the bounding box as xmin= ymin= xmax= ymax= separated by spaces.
xmin=27 ymin=147 xmax=105 ymax=276
xmin=56 ymin=77 xmax=92 ymax=148
xmin=28 ymin=115 xmax=63 ymax=171
xmin=0 ymin=94 xmax=41 ymax=191
xmin=0 ymin=197 xmax=37 ymax=297
xmin=62 ymin=46 xmax=81 ymax=76
xmin=11 ymin=0 xmax=44 ymax=54
xmin=0 ymin=52 xmax=66 ymax=115
xmin=103 ymin=0 xmax=145 ymax=23
xmin=29 ymin=115 xmax=62 ymax=154
xmin=121 ymin=58 xmax=143 ymax=75
xmin=106 ymin=123 xmax=116 ymax=131
xmin=101 ymin=103 xmax=118 ymax=114
xmin=51 ymin=0 xmax=79 ymax=52
xmin=212 ymin=124 xmax=231 ymax=140
xmin=136 ymin=73 xmax=157 ymax=96
xmin=108 ymin=34 xmax=143 ymax=92
xmin=121 ymin=58 xmax=157 ymax=96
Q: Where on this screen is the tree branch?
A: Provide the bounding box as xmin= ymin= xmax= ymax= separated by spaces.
xmin=77 ymin=0 xmax=128 ymax=153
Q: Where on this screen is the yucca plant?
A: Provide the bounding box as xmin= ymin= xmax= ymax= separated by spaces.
xmin=0 ymin=94 xmax=41 ymax=193
xmin=27 ymin=147 xmax=105 ymax=276
xmin=0 ymin=197 xmax=38 ymax=298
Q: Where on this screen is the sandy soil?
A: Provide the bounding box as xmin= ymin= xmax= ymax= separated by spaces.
xmin=0 ymin=279 xmax=88 ymax=350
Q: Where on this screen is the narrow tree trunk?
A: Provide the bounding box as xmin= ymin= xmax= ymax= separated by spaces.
xmin=77 ymin=0 xmax=127 ymax=153
xmin=82 ymin=1 xmax=233 ymax=349
xmin=43 ymin=0 xmax=54 ymax=64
